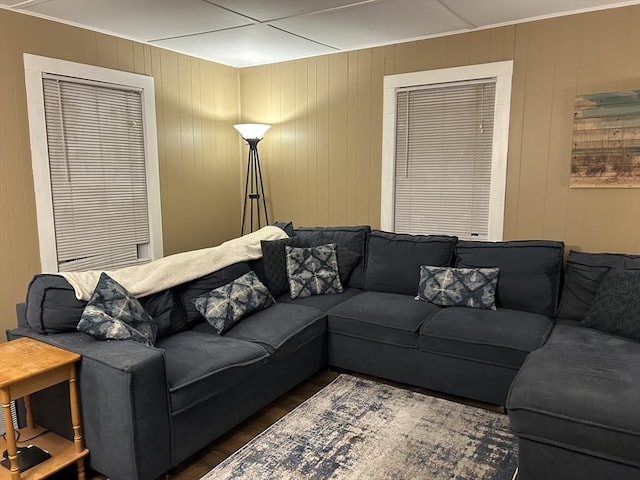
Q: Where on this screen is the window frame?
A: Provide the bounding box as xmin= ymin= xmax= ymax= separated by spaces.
xmin=24 ymin=53 xmax=163 ymax=272
xmin=381 ymin=61 xmax=513 ymax=241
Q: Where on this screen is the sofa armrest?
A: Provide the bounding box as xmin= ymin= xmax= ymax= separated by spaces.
xmin=7 ymin=328 xmax=171 ymax=480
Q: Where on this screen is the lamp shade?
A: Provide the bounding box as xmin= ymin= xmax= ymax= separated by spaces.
xmin=233 ymin=123 xmax=271 ymax=140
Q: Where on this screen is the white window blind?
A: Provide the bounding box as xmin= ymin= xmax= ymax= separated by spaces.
xmin=394 ymin=79 xmax=496 ymax=240
xmin=42 ymin=74 xmax=151 ymax=271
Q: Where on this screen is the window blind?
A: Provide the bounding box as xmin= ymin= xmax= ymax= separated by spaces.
xmin=394 ymin=79 xmax=496 ymax=240
xmin=42 ymin=75 xmax=151 ymax=271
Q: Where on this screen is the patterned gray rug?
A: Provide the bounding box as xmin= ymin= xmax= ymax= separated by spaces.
xmin=202 ymin=375 xmax=518 ymax=480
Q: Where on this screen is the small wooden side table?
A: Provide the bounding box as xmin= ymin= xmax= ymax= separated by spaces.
xmin=0 ymin=337 xmax=88 ymax=480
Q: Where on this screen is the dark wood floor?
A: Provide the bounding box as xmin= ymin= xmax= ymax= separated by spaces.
xmin=85 ymin=369 xmax=502 ymax=480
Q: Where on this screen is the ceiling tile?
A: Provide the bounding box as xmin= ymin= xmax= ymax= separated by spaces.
xmin=271 ymin=0 xmax=470 ymax=50
xmin=152 ymin=24 xmax=336 ymax=67
xmin=441 ymin=0 xmax=629 ymax=27
xmin=20 ymin=0 xmax=253 ymax=40
xmin=208 ymin=0 xmax=362 ymax=22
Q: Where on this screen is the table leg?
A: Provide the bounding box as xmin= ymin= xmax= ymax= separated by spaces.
xmin=68 ymin=365 xmax=84 ymax=453
xmin=1 ymin=389 xmax=20 ymax=480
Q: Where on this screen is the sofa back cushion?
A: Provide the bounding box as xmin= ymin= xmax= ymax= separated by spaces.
xmin=557 ymin=251 xmax=640 ymax=321
xmin=294 ymin=225 xmax=371 ymax=288
xmin=454 ymin=240 xmax=564 ymax=316
xmin=25 ymin=274 xmax=182 ymax=338
xmin=364 ymin=231 xmax=458 ymax=295
xmin=26 ymin=274 xmax=86 ymax=334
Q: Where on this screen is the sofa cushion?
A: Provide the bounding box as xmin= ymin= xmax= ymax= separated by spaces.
xmin=277 ymin=287 xmax=362 ymax=312
xmin=175 ymin=262 xmax=251 ymax=326
xmin=26 ymin=274 xmax=87 ymax=333
xmin=157 ymin=331 xmax=269 ymax=415
xmin=294 ymin=226 xmax=371 ymax=288
xmin=220 ymin=303 xmax=326 ymax=356
xmin=77 ymin=273 xmax=158 ymax=346
xmin=417 ymin=266 xmax=499 ymax=310
xmin=25 ymin=274 xmax=185 ymax=337
xmin=261 ymin=236 xmax=302 ymax=297
xmin=557 ymin=250 xmax=640 ymax=321
xmin=286 ymin=244 xmax=343 ymax=299
xmin=507 ymin=321 xmax=640 ymax=466
xmin=454 ymin=240 xmax=564 ymax=316
xmin=327 ymin=291 xmax=441 ymax=347
xmin=194 ymin=271 xmax=275 ymax=334
xmin=419 ymin=307 xmax=553 ymax=368
xmin=582 ymin=268 xmax=640 ymax=341
xmin=364 ymin=231 xmax=458 ymax=295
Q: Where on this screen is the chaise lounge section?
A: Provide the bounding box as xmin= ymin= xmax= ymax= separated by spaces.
xmin=507 ymin=251 xmax=640 ymax=480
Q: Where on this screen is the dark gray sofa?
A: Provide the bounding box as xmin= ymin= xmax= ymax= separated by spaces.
xmin=507 ymin=251 xmax=640 ymax=480
xmin=9 ymin=224 xmax=567 ymax=480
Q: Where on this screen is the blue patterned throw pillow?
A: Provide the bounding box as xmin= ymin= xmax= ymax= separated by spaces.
xmin=194 ymin=270 xmax=274 ymax=334
xmin=285 ymin=244 xmax=343 ymax=299
xmin=417 ymin=266 xmax=499 ymax=310
xmin=77 ymin=273 xmax=158 ymax=346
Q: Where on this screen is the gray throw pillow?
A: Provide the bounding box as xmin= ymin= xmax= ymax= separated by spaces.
xmin=582 ymin=268 xmax=640 ymax=341
xmin=77 ymin=273 xmax=158 ymax=346
xmin=417 ymin=266 xmax=499 ymax=310
xmin=194 ymin=270 xmax=274 ymax=334
xmin=261 ymin=236 xmax=302 ymax=296
xmin=285 ymin=244 xmax=343 ymax=299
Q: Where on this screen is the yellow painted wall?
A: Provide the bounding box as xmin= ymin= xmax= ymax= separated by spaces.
xmin=0 ymin=8 xmax=241 ymax=336
xmin=239 ymin=5 xmax=640 ymax=251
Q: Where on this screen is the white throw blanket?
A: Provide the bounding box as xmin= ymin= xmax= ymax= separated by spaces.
xmin=60 ymin=226 xmax=288 ymax=301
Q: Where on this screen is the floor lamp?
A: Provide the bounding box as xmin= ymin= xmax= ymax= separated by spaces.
xmin=234 ymin=123 xmax=271 ymax=235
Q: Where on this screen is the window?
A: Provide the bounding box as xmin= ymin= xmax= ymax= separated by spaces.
xmin=381 ymin=61 xmax=513 ymax=241
xmin=24 ymin=54 xmax=162 ymax=272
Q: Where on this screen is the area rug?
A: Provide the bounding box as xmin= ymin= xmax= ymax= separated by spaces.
xmin=201 ymin=374 xmax=518 ymax=480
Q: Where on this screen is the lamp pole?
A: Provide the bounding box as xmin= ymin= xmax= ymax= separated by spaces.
xmin=234 ymin=123 xmax=271 ymax=235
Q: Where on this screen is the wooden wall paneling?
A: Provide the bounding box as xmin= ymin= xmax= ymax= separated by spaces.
xmin=315 ymin=55 xmax=330 ymax=226
xmin=149 ymin=47 xmax=167 ymax=249
xmin=95 ymin=34 xmax=119 ymax=70
xmin=576 ymin=10 xmax=622 ymax=253
xmin=409 ymin=39 xmax=434 ymax=74
xmin=81 ymin=30 xmax=98 ymax=65
xmin=445 ymin=31 xmax=471 ymax=68
xmin=208 ymin=64 xmax=240 ymax=246
xmin=345 ymin=51 xmax=359 ymax=224
xmin=158 ymin=49 xmax=183 ymax=254
xmin=132 ymin=42 xmax=146 ymax=75
xmin=393 ymin=40 xmax=417 ymax=74
xmin=116 ymin=38 xmax=135 ymax=73
xmin=327 ymin=54 xmax=349 ymax=225
xmin=279 ymin=61 xmax=298 ymax=224
xmin=514 ymin=19 xmax=559 ymax=239
xmin=542 ymin=16 xmax=580 ymax=244
xmin=431 ymin=37 xmax=449 ymax=70
xmin=306 ymin=58 xmax=319 ymax=226
xmin=369 ymin=47 xmax=387 ymax=228
xmin=468 ymin=29 xmax=492 ymax=65
xmin=266 ymin=64 xmax=284 ymax=224
xmin=502 ymin=23 xmax=529 ymax=239
xmin=199 ymin=60 xmax=218 ymax=240
xmin=294 ymin=59 xmax=310 ymax=225
xmin=0 ymin=12 xmax=18 ymax=333
xmin=355 ymin=49 xmax=372 ymax=225
xmin=190 ymin=58 xmax=207 ymax=248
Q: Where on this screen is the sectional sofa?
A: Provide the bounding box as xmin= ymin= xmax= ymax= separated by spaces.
xmin=7 ymin=224 xmax=639 ymax=480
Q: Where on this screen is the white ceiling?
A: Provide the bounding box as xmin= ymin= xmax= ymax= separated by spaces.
xmin=2 ymin=0 xmax=638 ymax=67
